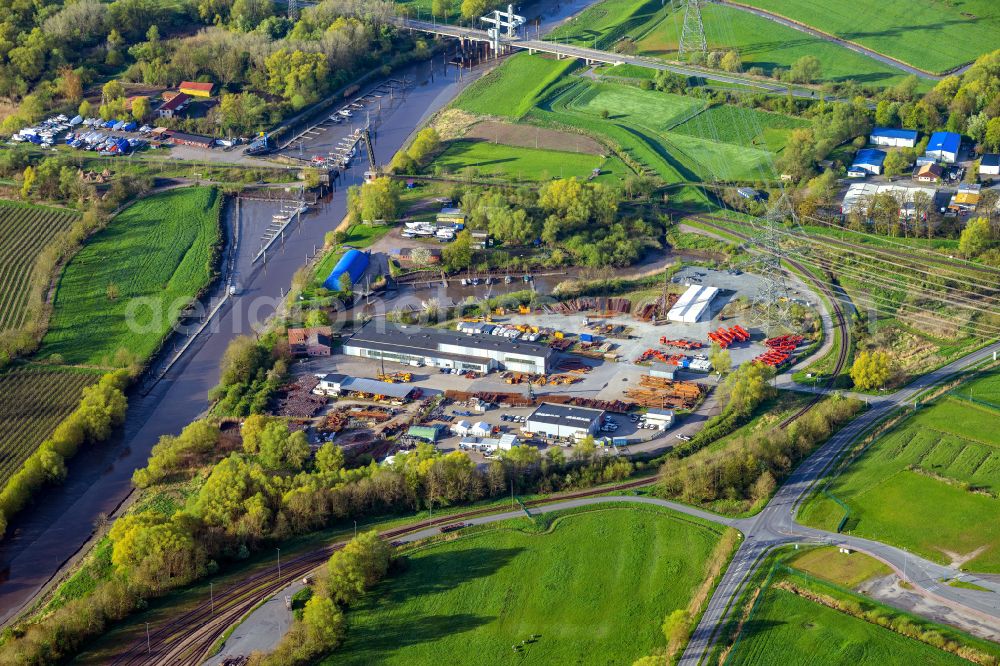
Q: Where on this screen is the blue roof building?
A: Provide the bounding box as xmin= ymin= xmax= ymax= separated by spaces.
xmin=870 ymin=127 xmax=918 ymax=147
xmin=851 ymin=148 xmax=886 ymax=175
xmin=323 ymin=249 xmax=369 ymax=290
xmin=925 ymin=132 xmax=961 ymax=163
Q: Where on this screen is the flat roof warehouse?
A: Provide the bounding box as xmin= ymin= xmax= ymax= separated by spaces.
xmin=347 ymin=323 xmax=551 ymax=358
xmin=526 ymin=403 xmax=604 ymax=428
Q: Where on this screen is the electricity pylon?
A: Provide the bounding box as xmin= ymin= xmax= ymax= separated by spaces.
xmin=678 ymin=0 xmax=707 ymax=60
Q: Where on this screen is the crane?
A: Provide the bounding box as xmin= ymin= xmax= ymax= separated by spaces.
xmin=362 ymin=126 xmax=378 ymax=184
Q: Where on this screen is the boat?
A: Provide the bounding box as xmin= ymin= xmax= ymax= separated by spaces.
xmin=273 ymin=213 xmax=290 ymax=222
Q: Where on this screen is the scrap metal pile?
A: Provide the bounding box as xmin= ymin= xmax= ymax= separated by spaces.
xmin=634 ymin=293 xmax=678 ymax=322
xmin=541 ymin=296 xmax=632 ymax=316
xmin=274 ymin=375 xmax=326 ymax=417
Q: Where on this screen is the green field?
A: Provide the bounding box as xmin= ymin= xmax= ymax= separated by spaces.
xmin=0 ymin=201 xmax=79 ymax=332
xmin=432 ymin=139 xmax=628 ymax=183
xmin=727 ymin=584 xmax=973 ymax=665
xmin=328 ymin=506 xmax=725 ymax=665
xmin=800 ymin=370 xmax=1000 ymax=572
xmin=633 ymin=4 xmax=928 ymax=88
xmin=0 ymin=368 xmax=99 ymax=487
xmin=739 ymin=0 xmax=1000 ymax=74
xmin=570 ymin=82 xmax=706 ymax=132
xmin=41 ymin=187 xmax=222 ymax=367
xmin=548 ymin=0 xmax=667 ymax=50
xmin=453 ymin=54 xmax=578 ymax=119
xmin=670 ymin=104 xmax=809 ymax=151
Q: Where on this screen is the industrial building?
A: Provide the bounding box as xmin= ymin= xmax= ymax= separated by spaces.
xmin=667 ymin=284 xmax=719 ymax=323
xmin=849 ymin=149 xmax=886 ymax=176
xmin=343 ymin=322 xmax=552 ymax=374
xmin=407 ymin=424 xmax=446 ymax=442
xmin=315 ymin=373 xmax=418 ymax=400
xmin=524 ymin=402 xmax=605 ymax=440
xmin=323 ymin=249 xmax=370 ymax=290
xmin=460 ymin=433 xmax=518 ymax=454
xmin=925 ymin=132 xmax=961 ymax=163
xmin=869 ymin=127 xmax=918 ymax=148
xmin=644 ymin=409 xmax=675 ymax=430
xmin=981 ymin=154 xmax=1000 ymax=178
xmin=841 ymin=182 xmax=937 ymax=216
xmin=648 ymin=362 xmax=677 ymax=381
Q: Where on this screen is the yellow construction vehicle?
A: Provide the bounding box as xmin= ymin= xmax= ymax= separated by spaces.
xmin=518 ymin=305 xmax=530 ymax=315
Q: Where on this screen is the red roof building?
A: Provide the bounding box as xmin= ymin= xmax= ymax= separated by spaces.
xmin=179 ymin=81 xmax=214 ymax=97
xmin=157 ymin=92 xmax=190 ymax=119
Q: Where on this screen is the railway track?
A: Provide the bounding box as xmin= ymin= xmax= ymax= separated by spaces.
xmin=683 ymin=215 xmax=851 ymax=428
xmin=110 ymin=217 xmax=853 ymax=665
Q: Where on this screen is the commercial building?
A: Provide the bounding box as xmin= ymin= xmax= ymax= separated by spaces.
xmin=644 ymin=409 xmax=675 ymax=430
xmin=869 ymin=128 xmax=918 ymax=148
xmin=460 ymin=433 xmax=517 ymax=454
xmin=524 ymin=402 xmax=605 ymax=440
xmin=981 ymin=154 xmax=1000 ymax=178
xmin=849 ymin=149 xmax=886 ymax=176
xmin=667 ymin=284 xmax=719 ymax=323
xmin=948 ymin=183 xmax=981 ymax=213
xmin=167 ymin=131 xmax=213 ymax=148
xmin=343 ymin=322 xmax=552 ymax=374
xmin=925 ymin=132 xmax=961 ymax=163
xmin=323 ymin=249 xmax=369 ymax=290
xmin=179 ymin=81 xmax=214 ymax=97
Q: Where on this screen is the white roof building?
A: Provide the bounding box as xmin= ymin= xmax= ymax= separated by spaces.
xmin=667 ymin=284 xmax=719 ymax=323
xmin=452 ymin=419 xmax=472 ymax=436
xmin=470 ymin=421 xmax=492 ymax=437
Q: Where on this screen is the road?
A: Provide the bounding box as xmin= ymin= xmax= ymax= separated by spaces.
xmin=398 ymin=17 xmax=858 ymax=103
xmin=717 ymin=0 xmax=972 ymax=79
xmin=679 ymin=339 xmax=1000 ymax=665
xmin=0 ymin=55 xmax=489 ymax=626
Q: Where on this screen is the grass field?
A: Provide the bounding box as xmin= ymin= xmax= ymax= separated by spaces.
xmin=0 ymin=367 xmax=99 ymax=487
xmin=452 ymin=54 xmax=578 ymax=119
xmin=787 ymin=546 xmax=890 ymax=588
xmin=727 ymin=584 xmax=973 ymax=665
xmin=799 ymin=370 xmax=1000 ymax=572
xmin=41 ymin=187 xmax=222 ymax=367
xmin=738 ymin=0 xmax=1000 ymax=74
xmin=547 ymin=0 xmax=667 ymax=50
xmin=633 ymin=4 xmax=928 ymax=88
xmin=0 ymin=201 xmax=79 ymax=332
xmin=328 ymin=506 xmax=724 ymax=665
xmin=431 ymin=139 xmax=629 ymax=183
xmin=670 ymin=104 xmax=809 ymax=151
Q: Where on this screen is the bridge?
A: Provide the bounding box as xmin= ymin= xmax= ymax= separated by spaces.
xmin=394 ymin=16 xmax=830 ymax=100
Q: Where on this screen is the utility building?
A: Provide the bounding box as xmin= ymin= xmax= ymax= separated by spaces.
xmin=344 ymin=322 xmax=552 ymax=374
xmin=524 ymin=403 xmax=604 ymax=440
xmin=869 ymin=128 xmax=918 ymax=148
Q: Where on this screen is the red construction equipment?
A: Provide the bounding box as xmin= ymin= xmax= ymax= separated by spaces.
xmin=659 ymin=337 xmax=704 ymax=350
xmin=764 ymin=334 xmax=804 ymax=353
xmin=707 ymin=325 xmax=751 ymax=349
xmin=753 ymin=350 xmax=791 ymax=367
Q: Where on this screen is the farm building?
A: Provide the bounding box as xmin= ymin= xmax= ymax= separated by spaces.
xmin=323 ymin=249 xmax=370 ymax=290
xmin=316 ymin=374 xmax=417 ymax=401
xmin=643 ymin=409 xmax=675 ymax=430
xmin=667 ymin=284 xmax=719 ymax=323
xmin=948 ymin=184 xmax=981 ymax=213
xmin=179 ymin=81 xmax=214 ymax=97
xmin=288 ymin=326 xmax=333 ymax=356
xmin=525 ymin=403 xmax=605 ymax=440
xmin=980 ymin=154 xmax=1000 ymax=177
xmin=460 ymin=433 xmax=517 ymax=454
xmin=925 ymin=132 xmax=961 ymax=163
xmin=915 ymin=163 xmax=942 ymax=183
xmin=157 ymin=93 xmax=190 ymax=119
xmin=850 ymin=149 xmax=886 ymax=176
xmin=869 ymin=128 xmax=918 ymax=148
xmin=343 ymin=322 xmax=552 ymax=374
xmin=407 ymin=424 xmax=446 ymax=442
xmin=167 ymin=131 xmax=213 ymax=148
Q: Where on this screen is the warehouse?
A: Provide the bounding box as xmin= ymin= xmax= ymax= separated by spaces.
xmin=850 ymin=149 xmax=886 ymax=176
xmin=525 ymin=402 xmax=605 ymax=440
xmin=343 ymin=322 xmax=552 ymax=374
xmin=323 ymin=249 xmax=370 ymax=290
xmin=981 ymin=154 xmax=1000 ymax=178
xmin=870 ymin=127 xmax=918 ymax=148
xmin=840 ymin=182 xmax=937 ymax=216
xmin=667 ymin=284 xmax=719 ymax=323
xmin=460 ymin=433 xmax=518 ymax=454
xmin=925 ymin=132 xmax=961 ymax=163
xmin=315 ymin=374 xmax=417 ymax=400
xmin=643 ymin=409 xmax=675 ymax=430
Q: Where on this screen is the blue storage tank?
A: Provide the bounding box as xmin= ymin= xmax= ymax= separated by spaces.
xmin=323 ymin=249 xmax=369 ymax=290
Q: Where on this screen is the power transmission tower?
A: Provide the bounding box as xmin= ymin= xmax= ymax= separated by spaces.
xmin=678 ymin=0 xmax=707 ymax=60
xmin=746 ymin=191 xmax=797 ymax=335
xmin=288 ymin=0 xmax=299 ymax=20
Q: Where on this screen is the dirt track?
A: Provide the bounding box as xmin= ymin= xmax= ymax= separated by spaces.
xmin=464 ymin=120 xmax=604 ymax=154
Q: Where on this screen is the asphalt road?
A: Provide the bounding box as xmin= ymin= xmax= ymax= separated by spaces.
xmin=679 ymin=340 xmax=1000 ymax=665
xmin=0 ymin=56 xmax=488 ymax=626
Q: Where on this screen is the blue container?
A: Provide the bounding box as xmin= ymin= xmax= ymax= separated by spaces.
xmin=580 ymin=333 xmax=593 ymax=343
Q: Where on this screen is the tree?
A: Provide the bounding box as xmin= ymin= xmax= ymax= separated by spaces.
xmin=407 ymin=127 xmax=441 ymax=166
xmin=789 ymin=55 xmax=822 ymax=83
xmin=708 ymin=343 xmax=731 ymax=374
xmin=984 ymin=117 xmax=1000 ymax=152
xmin=442 ymin=229 xmax=475 ymax=272
xmin=230 ymin=0 xmax=272 ymax=31
xmin=720 ymin=50 xmax=742 ymax=73
xmin=959 ymin=216 xmax=992 ymax=258
xmin=460 ymin=0 xmax=488 ymax=21
xmin=432 ymin=0 xmax=454 ymax=19
xmin=850 ymin=350 xmax=891 ymax=390
xmin=662 ymin=609 xmax=691 ymax=655
xmin=304 ymin=309 xmax=330 ymax=327
xmin=351 ymin=178 xmax=400 ymax=223
xmin=882 ymin=150 xmax=909 ymax=177
xmin=265 ymin=49 xmax=329 ymax=107
xmin=79 ymin=99 xmax=93 ymax=118
xmin=874 ymin=100 xmax=898 ymax=127
xmin=20 ymin=165 xmax=35 ymax=200
xmin=131 ymin=96 xmax=150 ymax=122
xmin=302 ymin=595 xmax=345 ymax=649
xmin=102 ymin=79 xmax=125 ymax=104
xmin=58 ymin=66 xmax=83 ymax=102
xmin=219 ymin=92 xmax=266 ymax=134
xmin=315 ymin=442 xmax=344 ymax=474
